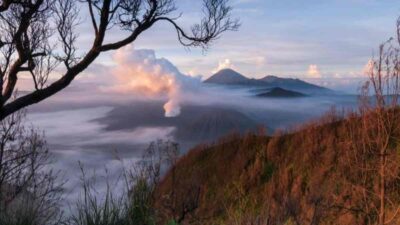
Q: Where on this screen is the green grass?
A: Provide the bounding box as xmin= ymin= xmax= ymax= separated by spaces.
xmin=261 ymin=161 xmax=275 ymax=183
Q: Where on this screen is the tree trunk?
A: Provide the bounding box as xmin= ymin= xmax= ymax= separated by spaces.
xmin=379 ymin=148 xmax=386 ymax=225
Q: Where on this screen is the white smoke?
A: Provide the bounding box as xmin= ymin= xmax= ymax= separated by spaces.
xmin=212 ymin=59 xmax=235 ymax=74
xmin=108 ymin=45 xmax=194 ymax=117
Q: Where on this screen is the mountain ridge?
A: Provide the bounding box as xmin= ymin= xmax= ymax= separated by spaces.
xmin=155 ymin=112 xmax=400 ymax=225
xmin=204 ymin=68 xmax=331 ymax=93
xmin=257 ymin=87 xmax=307 ymax=98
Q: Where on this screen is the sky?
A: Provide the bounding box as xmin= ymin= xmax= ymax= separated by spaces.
xmin=26 ymin=1 xmax=396 ymax=203
xmin=68 ymin=0 xmax=400 ymax=92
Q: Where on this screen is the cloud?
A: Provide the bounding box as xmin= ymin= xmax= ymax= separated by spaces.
xmin=363 ymin=59 xmax=374 ymax=76
xmin=212 ymin=59 xmax=235 ymax=74
xmin=307 ymin=64 xmax=322 ymax=79
xmin=102 ymin=45 xmax=201 ymax=117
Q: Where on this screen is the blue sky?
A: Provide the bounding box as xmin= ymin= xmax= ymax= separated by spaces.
xmin=88 ymin=0 xmax=400 ymax=92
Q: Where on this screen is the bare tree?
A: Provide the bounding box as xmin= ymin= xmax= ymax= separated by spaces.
xmin=126 ymin=140 xmax=178 ymax=225
xmin=0 ymin=0 xmax=239 ymax=120
xmin=344 ymin=17 xmax=400 ymax=225
xmin=0 ymin=107 xmax=62 ymax=225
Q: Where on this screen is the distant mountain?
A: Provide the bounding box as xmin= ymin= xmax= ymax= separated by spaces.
xmin=204 ymin=69 xmax=260 ymax=86
xmin=204 ymin=69 xmax=332 ymax=94
xmin=258 ymin=75 xmax=325 ymax=91
xmin=256 ymin=87 xmax=307 ymax=98
xmin=96 ymin=102 xmax=261 ymax=144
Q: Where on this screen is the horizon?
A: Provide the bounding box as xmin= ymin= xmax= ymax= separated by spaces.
xmin=13 ymin=0 xmax=396 ymax=95
xmin=76 ymin=0 xmax=400 ymax=93
xmin=2 ymin=1 xmax=400 ymax=224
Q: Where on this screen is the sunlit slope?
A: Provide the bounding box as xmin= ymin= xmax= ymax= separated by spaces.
xmin=155 ymin=113 xmax=400 ymax=225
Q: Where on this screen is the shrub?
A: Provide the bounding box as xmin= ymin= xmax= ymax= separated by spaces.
xmin=261 ymin=161 xmax=275 ymax=184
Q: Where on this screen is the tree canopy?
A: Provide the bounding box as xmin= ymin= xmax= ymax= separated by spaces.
xmin=0 ymin=0 xmax=239 ymax=120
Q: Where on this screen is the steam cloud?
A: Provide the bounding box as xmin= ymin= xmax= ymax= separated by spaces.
xmin=108 ymin=45 xmax=195 ymax=117
xmin=212 ymin=59 xmax=235 ymax=74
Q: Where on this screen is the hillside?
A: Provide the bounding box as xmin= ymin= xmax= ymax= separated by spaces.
xmin=154 ymin=111 xmax=400 ymax=225
xmin=256 ymin=87 xmax=307 ymax=98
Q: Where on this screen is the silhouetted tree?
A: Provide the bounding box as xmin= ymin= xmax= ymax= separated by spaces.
xmin=0 ymin=107 xmax=62 ymax=225
xmin=0 ymin=0 xmax=239 ymax=120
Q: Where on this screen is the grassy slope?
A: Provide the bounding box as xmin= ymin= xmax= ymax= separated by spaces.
xmin=155 ymin=114 xmax=400 ymax=225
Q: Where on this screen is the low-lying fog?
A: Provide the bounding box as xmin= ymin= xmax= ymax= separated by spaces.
xmin=23 ymin=46 xmax=361 ymax=209
xmin=26 ymin=84 xmax=358 ymax=207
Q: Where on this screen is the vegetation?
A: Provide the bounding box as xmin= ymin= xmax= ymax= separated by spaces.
xmin=153 ymin=17 xmax=400 ymax=225
xmin=5 ymin=106 xmax=400 ymax=225
xmin=65 ymin=140 xmax=181 ymax=225
xmin=0 ymin=108 xmax=181 ymax=225
xmin=0 ymin=107 xmax=62 ymax=225
xmin=2 ymin=109 xmax=400 ymax=225
xmin=2 ymin=3 xmax=400 ymax=225
xmin=154 ymin=110 xmax=400 ymax=225
xmin=0 ymin=0 xmax=239 ymax=120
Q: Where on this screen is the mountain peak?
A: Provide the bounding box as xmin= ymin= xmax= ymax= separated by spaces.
xmin=218 ymin=68 xmax=239 ymax=73
xmin=260 ymin=75 xmax=279 ymax=82
xmin=204 ymin=68 xmax=248 ymax=84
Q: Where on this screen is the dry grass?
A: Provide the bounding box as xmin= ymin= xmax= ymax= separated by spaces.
xmin=155 ymin=109 xmax=400 ymax=225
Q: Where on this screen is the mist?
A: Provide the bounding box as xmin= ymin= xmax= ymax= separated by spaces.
xmin=23 ymin=46 xmax=361 ymax=210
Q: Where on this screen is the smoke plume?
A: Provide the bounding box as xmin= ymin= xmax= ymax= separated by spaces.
xmin=110 ymin=45 xmax=187 ymax=117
